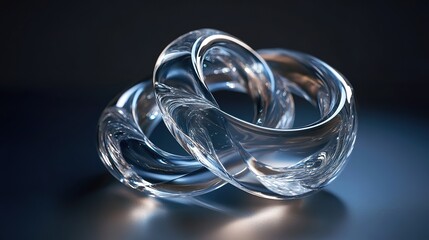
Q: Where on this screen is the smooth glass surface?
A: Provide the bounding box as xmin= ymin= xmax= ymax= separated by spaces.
xmin=154 ymin=29 xmax=357 ymax=199
xmin=98 ymin=29 xmax=356 ymax=199
xmin=97 ymin=30 xmax=294 ymax=197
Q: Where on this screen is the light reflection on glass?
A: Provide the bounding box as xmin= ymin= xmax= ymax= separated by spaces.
xmin=56 ymin=177 xmax=347 ymax=240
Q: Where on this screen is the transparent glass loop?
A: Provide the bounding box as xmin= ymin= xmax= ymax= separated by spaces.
xmin=98 ymin=29 xmax=357 ymax=199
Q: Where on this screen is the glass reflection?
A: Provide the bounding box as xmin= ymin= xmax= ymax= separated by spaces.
xmin=57 ymin=176 xmax=347 ymax=240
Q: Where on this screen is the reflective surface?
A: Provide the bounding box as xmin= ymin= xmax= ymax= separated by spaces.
xmin=6 ymin=102 xmax=429 ymax=239
xmin=58 ymin=181 xmax=346 ymax=240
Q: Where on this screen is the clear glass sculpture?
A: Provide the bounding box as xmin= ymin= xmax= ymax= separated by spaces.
xmin=98 ymin=29 xmax=357 ymax=199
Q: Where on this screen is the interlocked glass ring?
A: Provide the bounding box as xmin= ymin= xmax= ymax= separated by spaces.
xmin=98 ymin=29 xmax=357 ymax=199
